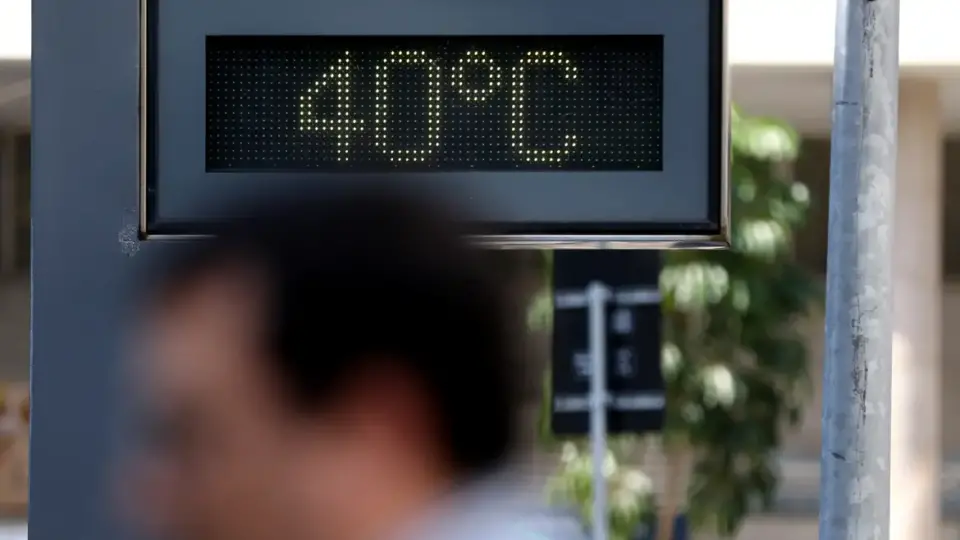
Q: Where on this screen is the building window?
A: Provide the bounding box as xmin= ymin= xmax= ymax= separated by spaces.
xmin=14 ymin=134 xmax=28 ymax=272
xmin=945 ymin=137 xmax=960 ymax=278
xmin=0 ymin=133 xmax=28 ymax=276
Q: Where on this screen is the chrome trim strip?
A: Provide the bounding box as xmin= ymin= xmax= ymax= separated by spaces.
xmin=138 ymin=0 xmax=148 ymax=235
xmin=141 ymin=233 xmax=729 ymax=250
xmin=718 ymin=0 xmax=732 ymax=249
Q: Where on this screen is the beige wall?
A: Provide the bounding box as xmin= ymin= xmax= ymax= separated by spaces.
xmin=711 ymin=518 xmax=960 ymax=540
xmin=786 ymin=133 xmax=958 ymax=465
xmin=777 ymin=283 xmax=960 ymax=459
xmin=795 ymin=136 xmax=960 ymax=275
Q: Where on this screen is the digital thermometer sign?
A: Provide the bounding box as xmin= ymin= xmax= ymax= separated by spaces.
xmin=142 ymin=0 xmax=727 ymax=244
xmin=206 ymin=36 xmax=663 ymax=172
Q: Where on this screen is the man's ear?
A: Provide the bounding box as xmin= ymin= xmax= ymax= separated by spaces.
xmin=337 ymin=361 xmax=438 ymax=446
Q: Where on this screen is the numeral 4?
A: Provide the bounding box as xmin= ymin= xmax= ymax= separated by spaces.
xmin=299 ymin=51 xmax=364 ymax=161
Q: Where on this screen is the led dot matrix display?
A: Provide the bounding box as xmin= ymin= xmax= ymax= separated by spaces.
xmin=206 ymin=36 xmax=663 ymax=172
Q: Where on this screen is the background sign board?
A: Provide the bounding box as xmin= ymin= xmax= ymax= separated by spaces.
xmin=143 ymin=0 xmax=728 ymax=245
xmin=550 ymin=251 xmax=665 ymax=435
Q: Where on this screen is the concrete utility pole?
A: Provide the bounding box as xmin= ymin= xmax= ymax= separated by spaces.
xmin=819 ymin=0 xmax=899 ymax=539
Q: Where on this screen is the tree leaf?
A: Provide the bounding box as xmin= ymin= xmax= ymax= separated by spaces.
xmin=538 ymin=105 xmax=819 ymax=539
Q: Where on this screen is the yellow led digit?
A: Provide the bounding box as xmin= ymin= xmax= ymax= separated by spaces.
xmin=375 ymin=50 xmax=442 ymax=163
xmin=510 ymin=50 xmax=578 ymax=164
xmin=450 ymin=50 xmax=502 ymax=103
xmin=299 ymin=51 xmax=363 ymax=161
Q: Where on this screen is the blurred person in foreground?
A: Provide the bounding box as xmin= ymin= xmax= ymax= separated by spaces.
xmin=126 ymin=184 xmax=584 ymax=540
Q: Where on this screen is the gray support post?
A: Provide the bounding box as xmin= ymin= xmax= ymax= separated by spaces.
xmin=587 ymin=282 xmax=610 ymax=540
xmin=819 ymin=0 xmax=900 ymax=538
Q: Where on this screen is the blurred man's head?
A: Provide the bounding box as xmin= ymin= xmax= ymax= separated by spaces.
xmin=128 ymin=186 xmax=519 ymax=540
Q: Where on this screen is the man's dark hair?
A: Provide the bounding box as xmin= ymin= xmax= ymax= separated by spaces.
xmin=147 ymin=184 xmax=520 ymax=478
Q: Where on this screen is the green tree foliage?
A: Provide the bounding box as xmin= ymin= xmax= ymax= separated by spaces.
xmin=545 ymin=440 xmax=658 ymax=540
xmin=540 ymin=106 xmax=821 ymax=538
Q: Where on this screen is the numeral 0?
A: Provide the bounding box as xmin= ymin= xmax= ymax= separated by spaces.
xmin=298 ymin=49 xmax=578 ymax=164
xmin=374 ymin=50 xmax=442 ymax=163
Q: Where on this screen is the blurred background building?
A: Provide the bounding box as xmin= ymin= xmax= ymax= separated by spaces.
xmin=2 ymin=0 xmax=959 ymax=538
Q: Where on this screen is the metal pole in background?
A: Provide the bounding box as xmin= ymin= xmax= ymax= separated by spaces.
xmin=819 ymin=0 xmax=899 ymax=539
xmin=587 ymin=281 xmax=610 ymax=540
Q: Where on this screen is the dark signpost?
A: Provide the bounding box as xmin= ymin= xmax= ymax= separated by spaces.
xmin=548 ymin=251 xmax=667 ymax=540
xmin=551 ymin=250 xmax=664 ymax=436
xmin=551 ymin=250 xmax=665 ymax=540
xmin=32 ymin=1 xmax=727 ymax=540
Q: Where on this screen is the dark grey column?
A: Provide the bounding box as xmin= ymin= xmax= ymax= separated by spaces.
xmin=31 ymin=1 xmax=144 ymax=539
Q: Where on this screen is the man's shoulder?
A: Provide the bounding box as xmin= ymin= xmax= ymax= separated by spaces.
xmin=459 ymin=507 xmax=588 ymax=540
xmin=506 ymin=509 xmax=589 ymax=540
xmin=407 ymin=473 xmax=588 ymax=540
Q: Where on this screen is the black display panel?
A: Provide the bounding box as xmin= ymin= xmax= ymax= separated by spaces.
xmin=206 ymin=36 xmax=663 ymax=172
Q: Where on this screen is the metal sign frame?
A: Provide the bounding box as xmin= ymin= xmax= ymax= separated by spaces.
xmin=32 ymin=2 xmax=726 ymax=540
xmin=137 ymin=0 xmax=730 ymax=249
